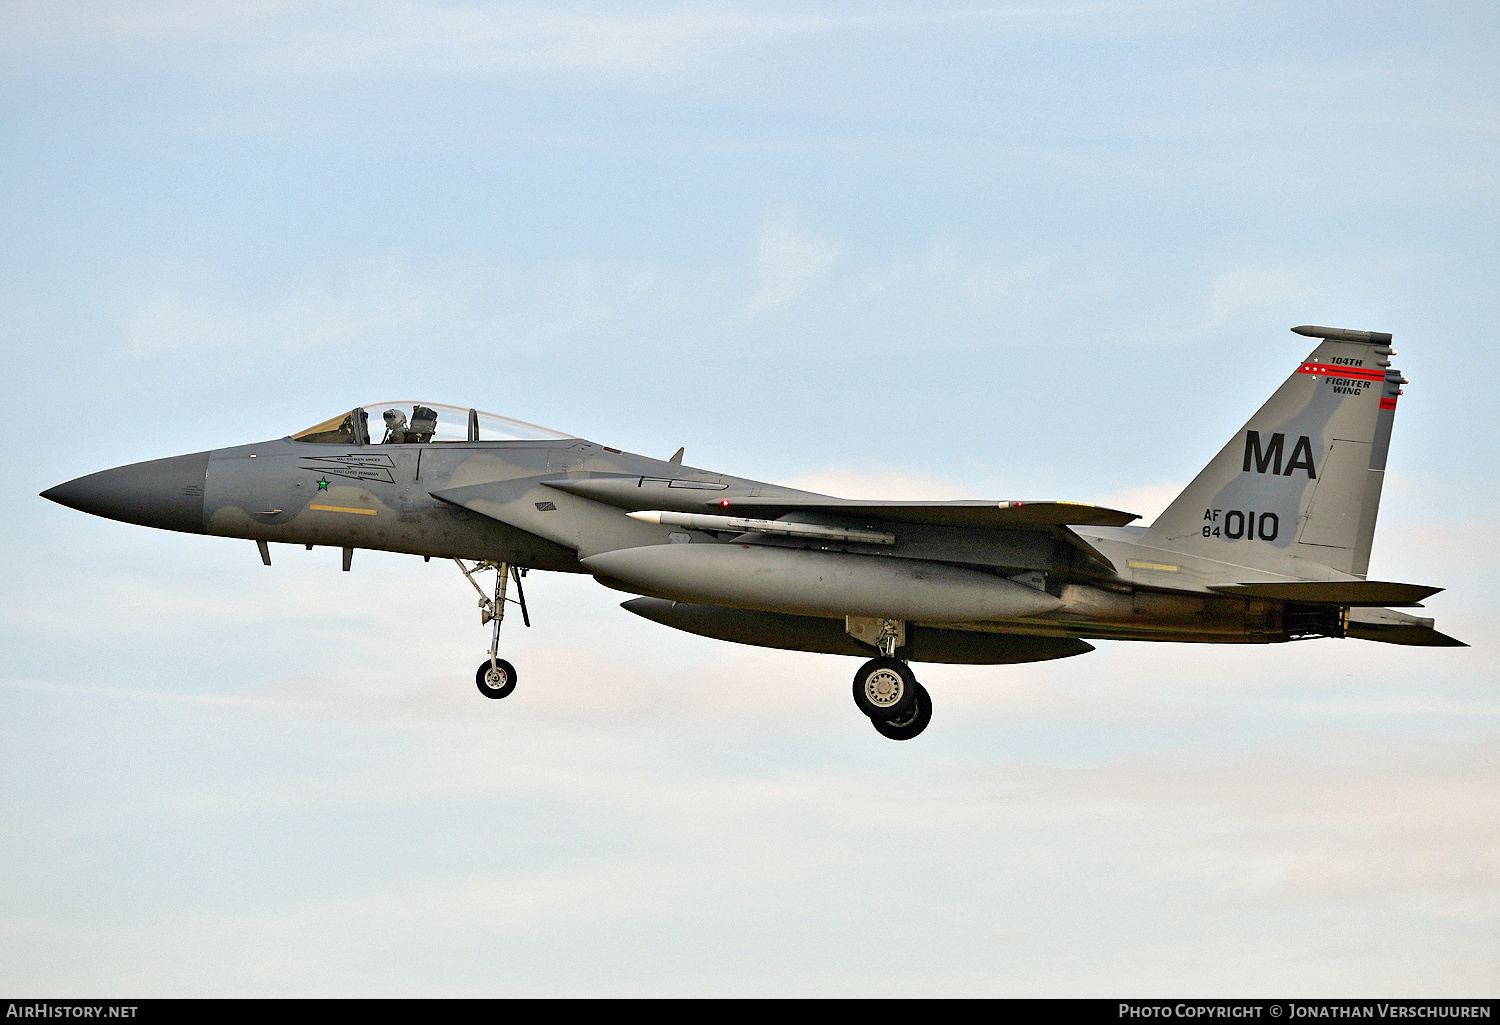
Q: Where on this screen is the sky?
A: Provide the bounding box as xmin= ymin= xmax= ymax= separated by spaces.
xmin=2 ymin=0 xmax=1498 ymax=997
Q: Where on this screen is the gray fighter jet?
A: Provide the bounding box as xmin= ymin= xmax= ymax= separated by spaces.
xmin=42 ymin=325 xmax=1462 ymax=740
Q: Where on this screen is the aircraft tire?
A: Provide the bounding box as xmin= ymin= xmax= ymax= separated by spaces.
xmin=475 ymin=658 xmax=518 ymax=700
xmin=852 ymin=656 xmax=918 ymax=720
xmin=871 ymin=682 xmax=931 ymax=741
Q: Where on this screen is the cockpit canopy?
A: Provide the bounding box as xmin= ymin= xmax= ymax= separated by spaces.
xmin=292 ymin=402 xmax=576 ymax=445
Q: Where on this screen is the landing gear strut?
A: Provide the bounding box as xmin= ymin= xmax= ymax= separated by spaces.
xmin=455 ymin=559 xmax=529 ymax=700
xmin=850 ymin=624 xmax=932 ymax=740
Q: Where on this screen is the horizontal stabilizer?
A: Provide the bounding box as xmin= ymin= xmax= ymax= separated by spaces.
xmin=1344 ymin=606 xmax=1466 ymax=647
xmin=1208 ymin=580 xmax=1441 ymax=607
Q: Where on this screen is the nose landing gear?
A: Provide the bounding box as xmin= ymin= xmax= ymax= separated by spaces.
xmin=455 ymin=559 xmax=529 ymax=700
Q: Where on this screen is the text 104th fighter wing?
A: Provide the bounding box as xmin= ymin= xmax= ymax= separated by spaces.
xmin=43 ymin=327 xmax=1462 ymax=741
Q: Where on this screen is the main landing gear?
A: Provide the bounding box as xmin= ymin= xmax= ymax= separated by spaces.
xmin=454 ymin=559 xmax=529 ymax=700
xmin=850 ymin=624 xmax=932 ymax=740
xmin=853 ymin=657 xmax=933 ymax=740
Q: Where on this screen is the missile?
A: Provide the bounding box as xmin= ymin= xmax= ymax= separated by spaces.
xmin=626 ymin=509 xmax=896 ymax=544
xmin=581 ymin=543 xmax=1063 ymax=623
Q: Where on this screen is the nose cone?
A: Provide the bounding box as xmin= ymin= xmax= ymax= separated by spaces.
xmin=42 ymin=450 xmax=210 ymax=534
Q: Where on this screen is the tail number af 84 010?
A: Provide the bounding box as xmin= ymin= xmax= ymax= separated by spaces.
xmin=1203 ymin=508 xmax=1280 ymax=541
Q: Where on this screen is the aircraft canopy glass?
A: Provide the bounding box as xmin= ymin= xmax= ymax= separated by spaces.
xmin=292 ymin=402 xmax=576 ymax=445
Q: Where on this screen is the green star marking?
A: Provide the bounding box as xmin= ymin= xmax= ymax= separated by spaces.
xmin=316 ymin=478 xmax=329 ymax=491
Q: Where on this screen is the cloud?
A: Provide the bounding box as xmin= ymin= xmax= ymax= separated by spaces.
xmin=5 ymin=1 xmax=1212 ymax=79
xmin=122 ymin=256 xmax=451 ymax=358
xmin=5 ymin=1 xmax=839 ymax=77
xmin=253 ymin=3 xmax=821 ymax=78
xmin=103 ymin=231 xmax=1172 ymax=369
xmin=4 ymin=719 xmax=1496 ymax=995
xmin=1014 ymin=733 xmax=1500 ymax=922
xmin=748 ymin=220 xmax=845 ymax=311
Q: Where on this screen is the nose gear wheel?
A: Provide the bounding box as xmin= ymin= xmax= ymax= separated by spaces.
xmin=476 ymin=657 xmax=517 ymax=700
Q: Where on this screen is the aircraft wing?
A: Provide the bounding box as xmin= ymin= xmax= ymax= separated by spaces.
xmin=536 ymin=478 xmax=1136 ymax=572
xmin=540 ymin=478 xmax=1139 ymax=530
xmin=700 ymin=498 xmax=1140 ymax=530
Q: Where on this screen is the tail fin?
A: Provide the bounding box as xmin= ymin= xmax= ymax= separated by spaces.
xmin=1147 ymin=325 xmax=1404 ymax=579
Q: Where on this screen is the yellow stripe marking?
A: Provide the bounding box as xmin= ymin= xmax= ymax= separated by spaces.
xmin=310 ymin=504 xmax=378 ymax=516
xmin=1128 ymin=560 xmax=1179 ymax=572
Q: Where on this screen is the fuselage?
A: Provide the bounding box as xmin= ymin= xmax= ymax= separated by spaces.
xmin=43 ymin=429 xmax=1338 ymax=657
xmin=40 ymin=327 xmax=1461 ymax=741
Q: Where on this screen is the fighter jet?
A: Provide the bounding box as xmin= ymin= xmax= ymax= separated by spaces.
xmin=42 ymin=325 xmax=1462 ymax=740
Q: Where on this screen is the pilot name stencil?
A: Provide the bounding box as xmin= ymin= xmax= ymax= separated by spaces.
xmin=300 ymin=453 xmax=397 ymax=484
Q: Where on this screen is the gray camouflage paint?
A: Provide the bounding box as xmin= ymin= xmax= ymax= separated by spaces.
xmin=1149 ymin=328 xmax=1400 ymax=578
xmin=41 ymin=327 xmax=1461 ymax=660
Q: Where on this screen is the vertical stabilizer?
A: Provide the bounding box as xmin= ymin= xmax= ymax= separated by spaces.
xmin=1146 ymin=326 xmax=1405 ymax=578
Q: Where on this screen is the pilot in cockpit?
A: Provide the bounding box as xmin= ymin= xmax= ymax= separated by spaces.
xmin=293 ymin=402 xmax=571 ymax=446
xmin=379 ymin=405 xmax=440 ymax=444
xmin=382 ymin=408 xmax=408 ymax=444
